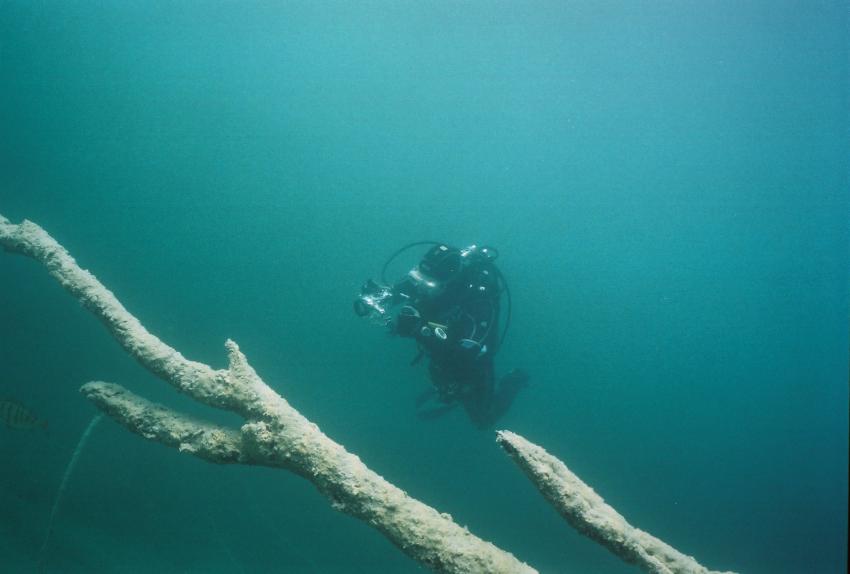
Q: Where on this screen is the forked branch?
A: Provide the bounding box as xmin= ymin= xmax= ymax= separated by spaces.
xmin=0 ymin=213 xmax=534 ymax=574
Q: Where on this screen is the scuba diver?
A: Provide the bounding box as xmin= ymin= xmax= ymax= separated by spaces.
xmin=354 ymin=242 xmax=528 ymax=428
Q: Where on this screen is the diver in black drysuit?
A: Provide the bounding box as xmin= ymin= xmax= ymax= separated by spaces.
xmin=354 ymin=243 xmax=528 ymax=428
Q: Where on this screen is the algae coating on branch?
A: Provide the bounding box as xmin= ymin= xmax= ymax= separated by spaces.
xmin=496 ymin=431 xmax=737 ymax=574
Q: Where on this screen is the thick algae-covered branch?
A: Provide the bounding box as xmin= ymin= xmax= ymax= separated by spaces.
xmin=0 ymin=213 xmax=535 ymax=574
xmin=3 ymin=212 xmax=739 ymax=574
xmin=497 ymin=431 xmax=736 ymax=574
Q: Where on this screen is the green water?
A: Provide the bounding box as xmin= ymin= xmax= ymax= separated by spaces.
xmin=1 ymin=2 xmax=847 ymax=573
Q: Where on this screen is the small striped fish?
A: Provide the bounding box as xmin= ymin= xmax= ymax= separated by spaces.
xmin=0 ymin=399 xmax=48 ymax=430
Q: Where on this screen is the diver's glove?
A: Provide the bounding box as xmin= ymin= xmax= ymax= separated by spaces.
xmin=395 ymin=305 xmax=422 ymax=337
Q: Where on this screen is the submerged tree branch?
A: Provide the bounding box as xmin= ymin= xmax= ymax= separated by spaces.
xmin=496 ymin=431 xmax=736 ymax=574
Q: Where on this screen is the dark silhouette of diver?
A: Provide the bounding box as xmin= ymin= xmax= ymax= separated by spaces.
xmin=354 ymin=242 xmax=528 ymax=428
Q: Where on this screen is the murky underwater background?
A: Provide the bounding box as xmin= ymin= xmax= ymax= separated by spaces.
xmin=1 ymin=2 xmax=848 ymax=572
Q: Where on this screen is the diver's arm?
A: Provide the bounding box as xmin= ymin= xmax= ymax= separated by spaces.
xmin=459 ymin=264 xmax=502 ymax=346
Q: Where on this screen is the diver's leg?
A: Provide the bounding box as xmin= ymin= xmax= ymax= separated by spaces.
xmin=488 ymin=369 xmax=529 ymax=422
xmin=415 ymin=362 xmax=461 ymax=420
xmin=427 ymin=360 xmax=462 ymax=404
xmin=460 ymin=366 xmax=528 ymax=428
xmin=459 ymin=361 xmax=496 ymax=429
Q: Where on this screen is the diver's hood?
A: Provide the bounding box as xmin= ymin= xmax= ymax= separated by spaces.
xmin=407 ymin=266 xmax=446 ymax=298
xmin=404 ymin=245 xmax=458 ymax=297
xmin=419 ymin=245 xmax=462 ymax=280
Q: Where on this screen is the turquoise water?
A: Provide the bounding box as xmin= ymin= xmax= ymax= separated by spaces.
xmin=1 ymin=2 xmax=847 ymax=572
